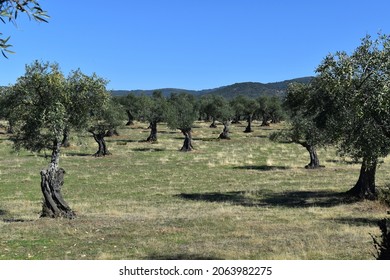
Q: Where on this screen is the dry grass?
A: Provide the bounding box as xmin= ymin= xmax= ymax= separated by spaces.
xmin=0 ymin=121 xmax=389 ymax=260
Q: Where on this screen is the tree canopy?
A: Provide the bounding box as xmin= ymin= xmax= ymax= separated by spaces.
xmin=6 ymin=60 xmax=115 ymax=218
xmin=313 ymin=34 xmax=390 ymax=198
xmin=270 ymin=82 xmax=325 ymax=169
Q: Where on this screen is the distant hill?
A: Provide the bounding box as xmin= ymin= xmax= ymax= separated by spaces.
xmin=110 ymin=76 xmax=314 ymax=99
xmin=205 ymin=77 xmax=313 ymax=99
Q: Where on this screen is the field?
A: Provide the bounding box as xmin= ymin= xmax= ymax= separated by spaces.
xmin=0 ymin=121 xmax=389 ymax=260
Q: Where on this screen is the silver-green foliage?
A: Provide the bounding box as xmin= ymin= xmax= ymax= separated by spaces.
xmin=0 ymin=0 xmax=49 ymax=57
xmin=314 ymin=34 xmax=390 ymax=166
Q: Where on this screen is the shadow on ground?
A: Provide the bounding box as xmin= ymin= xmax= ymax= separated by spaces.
xmin=192 ymin=137 xmax=219 ymax=142
xmin=0 ymin=210 xmax=34 ymax=223
xmin=106 ymin=139 xmax=139 ymax=143
xmin=177 ymin=189 xmax=356 ymax=208
xmin=62 ymin=152 xmax=92 ymax=157
xmin=132 ymin=148 xmax=166 ymax=152
xmin=233 ymin=165 xmax=290 ymax=171
xmin=148 ymin=253 xmax=223 ymax=260
xmin=2 ymin=218 xmax=34 ymax=223
xmin=330 ymin=217 xmax=381 ymax=227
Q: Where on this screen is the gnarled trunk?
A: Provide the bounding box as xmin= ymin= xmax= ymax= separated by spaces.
xmin=180 ymin=129 xmax=194 ymax=152
xmin=61 ymin=126 xmax=70 ymax=147
xmin=261 ymin=113 xmax=270 ymax=127
xmin=40 ymin=140 xmax=75 ymax=219
xmin=126 ymin=109 xmax=134 ymax=126
xmin=347 ymin=158 xmax=377 ymax=199
xmin=92 ymin=132 xmax=111 ymax=157
xmin=218 ymin=121 xmax=231 ymax=140
xmin=105 ymin=128 xmax=119 ymax=137
xmin=146 ymin=121 xmax=158 ymax=142
xmin=304 ymin=144 xmax=321 ymax=169
xmin=7 ymin=119 xmax=14 ymax=134
xmin=244 ymin=115 xmax=253 ymax=133
xmin=231 ymin=114 xmax=241 ymax=124
xmin=209 ymin=118 xmax=217 ymax=128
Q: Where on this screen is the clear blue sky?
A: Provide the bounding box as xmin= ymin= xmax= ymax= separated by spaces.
xmin=1 ymin=0 xmax=390 ymax=90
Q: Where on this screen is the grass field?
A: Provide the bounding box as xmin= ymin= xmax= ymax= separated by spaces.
xmin=0 ymin=121 xmax=389 ymax=260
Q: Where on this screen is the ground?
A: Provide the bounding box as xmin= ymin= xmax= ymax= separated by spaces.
xmin=0 ymin=121 xmax=388 ymax=259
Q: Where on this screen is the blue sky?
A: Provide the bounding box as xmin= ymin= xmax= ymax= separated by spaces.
xmin=1 ymin=0 xmax=390 ymax=90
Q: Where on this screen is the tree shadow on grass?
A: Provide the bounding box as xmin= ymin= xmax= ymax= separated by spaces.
xmin=62 ymin=152 xmax=92 ymax=157
xmin=148 ymin=253 xmax=223 ymax=260
xmin=192 ymin=137 xmax=219 ymax=142
xmin=2 ymin=218 xmax=34 ymax=223
xmin=160 ymin=131 xmax=179 ymax=135
xmin=330 ymin=217 xmax=381 ymax=227
xmin=177 ymin=190 xmax=356 ymax=209
xmin=233 ymin=165 xmax=290 ymax=171
xmin=105 ymin=139 xmax=139 ymax=143
xmin=325 ymin=159 xmax=358 ymax=165
xmin=132 ymin=148 xmax=166 ymax=152
xmin=0 ymin=210 xmax=34 ymax=223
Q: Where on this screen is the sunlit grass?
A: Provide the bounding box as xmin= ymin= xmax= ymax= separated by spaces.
xmin=0 ymin=121 xmax=389 ymax=259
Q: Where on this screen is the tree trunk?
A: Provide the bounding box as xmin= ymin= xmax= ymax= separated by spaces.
xmin=180 ymin=129 xmax=194 ymax=152
xmin=92 ymin=132 xmax=111 ymax=157
xmin=146 ymin=121 xmax=158 ymax=142
xmin=61 ymin=127 xmax=70 ymax=148
xmin=347 ymin=158 xmax=377 ymax=199
xmin=209 ymin=118 xmax=217 ymax=128
xmin=218 ymin=121 xmax=231 ymax=140
xmin=244 ymin=115 xmax=253 ymax=133
xmin=6 ymin=119 xmax=15 ymax=134
xmin=303 ymin=144 xmax=321 ymax=169
xmin=105 ymin=128 xmax=119 ymax=137
xmin=40 ymin=140 xmax=75 ymax=219
xmin=126 ymin=109 xmax=134 ymax=126
xmin=231 ymin=114 xmax=241 ymax=124
xmin=261 ymin=114 xmax=270 ymax=127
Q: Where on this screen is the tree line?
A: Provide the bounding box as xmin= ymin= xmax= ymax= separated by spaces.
xmin=114 ymin=91 xmax=286 ymax=150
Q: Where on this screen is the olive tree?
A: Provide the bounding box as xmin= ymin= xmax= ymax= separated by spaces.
xmin=116 ymin=93 xmax=142 ymax=126
xmin=257 ymin=95 xmax=285 ymax=126
xmin=243 ymin=97 xmax=259 ymax=133
xmin=66 ymin=69 xmax=122 ymax=157
xmin=314 ymin=34 xmax=390 ymax=199
xmin=208 ymin=95 xmax=233 ymax=139
xmin=88 ymin=99 xmax=123 ymax=157
xmin=138 ymin=91 xmax=167 ymax=143
xmin=270 ymin=82 xmax=325 ymax=169
xmin=230 ymin=95 xmax=246 ymax=124
xmin=9 ymin=61 xmax=76 ymax=218
xmin=166 ymin=93 xmax=198 ymax=151
xmin=8 ymin=61 xmax=114 ymax=218
xmin=0 ymin=86 xmax=16 ymax=133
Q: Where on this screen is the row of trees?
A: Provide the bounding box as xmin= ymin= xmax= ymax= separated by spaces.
xmin=0 ymin=60 xmax=286 ymax=218
xmin=116 ymin=91 xmax=285 ymax=149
